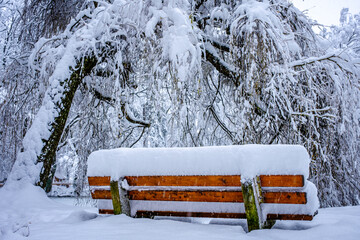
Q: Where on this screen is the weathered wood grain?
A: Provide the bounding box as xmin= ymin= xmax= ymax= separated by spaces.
xmin=128 ymin=190 xmax=243 ymax=202
xmin=135 ymin=211 xmax=247 ymax=219
xmin=99 ymin=209 xmax=114 ymax=214
xmin=128 ymin=190 xmax=307 ymax=204
xmin=91 ymin=189 xmax=112 ymax=199
xmin=110 ymin=180 xmax=122 ymax=215
xmin=88 ymin=176 xmax=111 ymax=186
xmin=263 ymin=192 xmax=307 ymax=204
xmin=267 ymin=213 xmax=313 ymax=221
xmin=125 ymin=175 xmax=241 ymax=187
xmin=89 ymin=175 xmax=304 ymax=188
xmin=134 ymin=211 xmax=314 ymax=220
xmin=260 ymin=175 xmax=304 ymax=187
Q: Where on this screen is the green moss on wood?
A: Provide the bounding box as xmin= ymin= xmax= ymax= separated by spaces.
xmin=110 ymin=180 xmax=122 ymax=215
xmin=242 ymin=180 xmax=261 ymax=232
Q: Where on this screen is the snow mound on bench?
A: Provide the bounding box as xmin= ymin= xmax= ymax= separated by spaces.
xmin=88 ymin=145 xmax=319 ymax=218
xmin=87 ymin=145 xmax=310 ymax=180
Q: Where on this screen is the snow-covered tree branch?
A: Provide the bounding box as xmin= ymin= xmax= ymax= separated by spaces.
xmin=1 ymin=0 xmax=359 ymax=206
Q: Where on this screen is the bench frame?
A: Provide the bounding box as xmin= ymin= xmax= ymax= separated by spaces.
xmin=89 ymin=174 xmax=316 ymax=232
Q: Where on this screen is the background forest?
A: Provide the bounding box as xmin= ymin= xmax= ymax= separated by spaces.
xmin=0 ymin=0 xmax=359 ymax=207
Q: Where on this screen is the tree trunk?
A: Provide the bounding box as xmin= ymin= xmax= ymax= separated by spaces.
xmin=36 ymin=56 xmax=97 ymax=192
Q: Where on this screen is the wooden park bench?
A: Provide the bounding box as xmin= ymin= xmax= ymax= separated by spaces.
xmin=87 ymin=145 xmax=319 ymax=232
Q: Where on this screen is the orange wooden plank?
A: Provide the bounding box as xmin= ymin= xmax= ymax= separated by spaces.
xmin=125 ymin=175 xmax=304 ymax=187
xmin=263 ymin=192 xmax=307 ymax=204
xmin=260 ymin=175 xmax=304 ymax=187
xmin=267 ymin=213 xmax=313 ymax=221
xmin=128 ymin=190 xmax=243 ymax=202
xmin=136 ymin=211 xmax=314 ymax=220
xmin=88 ymin=176 xmax=111 ymax=186
xmin=99 ymin=209 xmax=114 ymax=214
xmin=125 ymin=175 xmax=241 ymax=187
xmin=91 ymin=189 xmax=112 ymax=199
xmin=129 ymin=190 xmax=307 ymax=204
xmin=135 ymin=211 xmax=247 ymax=219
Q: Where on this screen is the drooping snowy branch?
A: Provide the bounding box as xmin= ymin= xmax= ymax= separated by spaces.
xmin=1 ymin=0 xmax=359 ymax=207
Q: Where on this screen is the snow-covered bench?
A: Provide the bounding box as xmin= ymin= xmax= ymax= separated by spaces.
xmin=87 ymin=145 xmax=319 ymax=231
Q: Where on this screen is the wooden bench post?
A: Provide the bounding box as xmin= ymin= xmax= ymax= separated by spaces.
xmin=110 ymin=178 xmax=131 ymax=216
xmin=242 ymin=179 xmax=261 ymax=231
xmin=242 ymin=177 xmax=276 ymax=232
xmin=110 ymin=180 xmax=122 ymax=215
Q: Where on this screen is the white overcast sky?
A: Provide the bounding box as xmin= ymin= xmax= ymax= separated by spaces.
xmin=290 ymin=0 xmax=360 ymax=26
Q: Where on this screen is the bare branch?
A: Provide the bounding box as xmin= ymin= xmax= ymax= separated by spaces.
xmin=203 ymin=36 xmax=230 ymax=52
xmin=207 ymin=105 xmax=235 ymax=142
xmin=202 ymin=43 xmax=239 ymax=82
xmin=90 ymin=87 xmax=151 ymax=128
xmin=121 ymin=102 xmax=151 ymax=128
xmin=129 ymin=126 xmax=147 ymax=148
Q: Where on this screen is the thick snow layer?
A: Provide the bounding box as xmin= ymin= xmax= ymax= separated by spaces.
xmin=261 ymin=181 xmax=319 ymax=217
xmin=0 ymin=184 xmax=359 ymax=240
xmin=88 ymin=145 xmax=310 ymax=180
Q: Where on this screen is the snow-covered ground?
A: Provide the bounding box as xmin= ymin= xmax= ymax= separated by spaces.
xmin=1 ymin=184 xmax=359 ymax=240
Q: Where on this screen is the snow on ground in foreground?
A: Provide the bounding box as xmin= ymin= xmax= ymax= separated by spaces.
xmin=1 ymin=184 xmax=359 ymax=240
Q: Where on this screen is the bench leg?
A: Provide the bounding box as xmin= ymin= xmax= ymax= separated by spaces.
xmin=110 ymin=179 xmax=131 ymax=216
xmin=242 ymin=179 xmax=261 ymax=232
xmin=110 ymin=180 xmax=122 ymax=215
xmin=242 ymin=177 xmax=276 ymax=232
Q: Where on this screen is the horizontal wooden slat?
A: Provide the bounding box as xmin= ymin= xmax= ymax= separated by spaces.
xmin=128 ymin=190 xmax=306 ymax=204
xmin=89 ymin=175 xmax=304 ymax=188
xmin=135 ymin=211 xmax=247 ymax=219
xmin=125 ymin=175 xmax=305 ymax=187
xmin=135 ymin=211 xmax=313 ymax=221
xmin=88 ymin=176 xmax=111 ymax=186
xmin=128 ymin=190 xmax=243 ymax=202
xmin=263 ymin=192 xmax=307 ymax=204
xmin=260 ymin=175 xmax=304 ymax=187
xmin=125 ymin=175 xmax=241 ymax=187
xmin=91 ymin=189 xmax=112 ymax=199
xmin=99 ymin=209 xmax=114 ymax=214
xmin=267 ymin=214 xmax=313 ymax=221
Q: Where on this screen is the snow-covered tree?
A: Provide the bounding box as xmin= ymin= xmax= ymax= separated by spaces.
xmin=0 ymin=0 xmax=29 ymax=183
xmin=2 ymin=0 xmax=360 ymax=206
xmin=317 ymin=8 xmax=360 ymax=206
